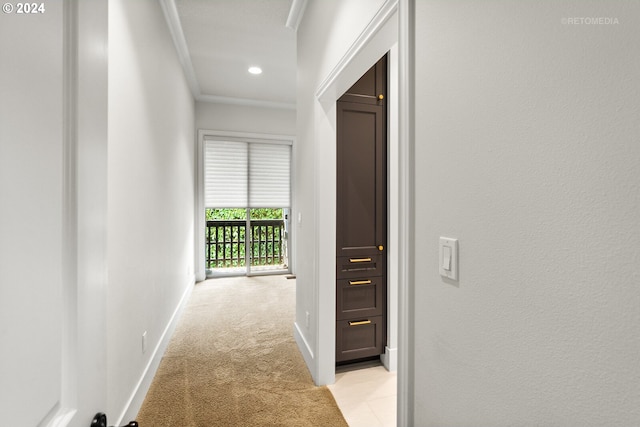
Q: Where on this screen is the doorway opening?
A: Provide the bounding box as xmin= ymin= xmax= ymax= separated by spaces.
xmin=196 ymin=131 xmax=294 ymax=280
xmin=335 ymin=54 xmax=388 ymax=365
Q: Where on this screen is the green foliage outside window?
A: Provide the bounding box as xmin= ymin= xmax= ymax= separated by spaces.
xmin=205 ymin=208 xmax=283 ymax=220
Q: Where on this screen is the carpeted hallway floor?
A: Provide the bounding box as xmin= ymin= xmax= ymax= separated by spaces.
xmin=136 ymin=275 xmax=348 ymax=426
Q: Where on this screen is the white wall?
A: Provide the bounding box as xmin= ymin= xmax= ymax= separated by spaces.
xmin=0 ymin=4 xmax=64 ymax=425
xmin=412 ymin=1 xmax=640 ymax=425
xmin=195 ymin=101 xmax=295 ymax=135
xmin=108 ymin=0 xmax=195 ymax=423
xmin=295 ymin=0 xmax=397 ymax=384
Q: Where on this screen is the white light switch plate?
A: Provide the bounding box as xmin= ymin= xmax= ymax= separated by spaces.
xmin=439 ymin=237 xmax=458 ymax=280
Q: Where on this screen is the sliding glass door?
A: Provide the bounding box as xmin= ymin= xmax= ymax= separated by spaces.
xmin=204 ymin=139 xmax=291 ymax=277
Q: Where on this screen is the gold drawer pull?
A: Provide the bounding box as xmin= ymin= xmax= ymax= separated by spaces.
xmin=349 ymin=257 xmax=372 ymax=263
xmin=349 ymin=280 xmax=372 ymax=286
xmin=348 ymin=320 xmax=372 ymax=326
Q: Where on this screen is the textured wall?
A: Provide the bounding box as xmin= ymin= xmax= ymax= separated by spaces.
xmin=412 ymin=1 xmax=640 ymax=425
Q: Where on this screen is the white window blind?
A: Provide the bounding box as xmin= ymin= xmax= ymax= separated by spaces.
xmin=249 ymin=143 xmax=290 ymax=208
xmin=204 ymin=139 xmax=291 ymax=208
xmin=205 ymin=141 xmax=248 ymax=208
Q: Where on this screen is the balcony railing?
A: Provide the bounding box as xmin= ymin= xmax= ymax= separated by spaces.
xmin=206 ymin=219 xmax=285 ymax=269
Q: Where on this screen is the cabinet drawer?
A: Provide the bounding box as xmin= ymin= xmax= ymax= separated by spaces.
xmin=336 ymin=316 xmax=383 ymax=362
xmin=336 ymin=278 xmax=383 ymax=320
xmin=336 ymin=255 xmax=383 ymax=279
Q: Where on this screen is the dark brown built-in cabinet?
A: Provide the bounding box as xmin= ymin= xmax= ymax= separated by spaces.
xmin=336 ymin=55 xmax=387 ymax=364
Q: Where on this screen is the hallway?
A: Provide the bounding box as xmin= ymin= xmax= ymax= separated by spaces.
xmin=137 ymin=275 xmax=348 ymax=426
xmin=2 ymin=1 xmax=639 ymax=426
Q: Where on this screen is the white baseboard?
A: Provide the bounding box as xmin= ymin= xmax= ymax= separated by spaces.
xmin=381 ymin=345 xmax=398 ymax=372
xmin=293 ymin=321 xmax=315 ymax=375
xmin=114 ymin=275 xmax=195 ymax=425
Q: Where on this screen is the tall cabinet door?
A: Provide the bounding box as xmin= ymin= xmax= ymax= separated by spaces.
xmin=336 ymin=55 xmax=387 ymax=363
xmin=336 ymin=101 xmax=385 ymax=258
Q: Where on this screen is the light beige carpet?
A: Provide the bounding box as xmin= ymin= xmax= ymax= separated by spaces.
xmin=137 ymin=275 xmax=348 ymax=427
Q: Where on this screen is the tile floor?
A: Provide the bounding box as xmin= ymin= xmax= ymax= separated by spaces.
xmin=328 ymin=362 xmax=397 ymax=427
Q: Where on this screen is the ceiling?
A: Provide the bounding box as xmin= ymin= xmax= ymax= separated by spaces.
xmin=162 ymin=0 xmax=303 ymax=110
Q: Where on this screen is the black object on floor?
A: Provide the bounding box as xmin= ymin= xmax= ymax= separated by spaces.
xmin=91 ymin=412 xmax=138 ymax=427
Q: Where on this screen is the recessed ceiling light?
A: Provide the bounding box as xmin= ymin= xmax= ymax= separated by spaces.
xmin=248 ymin=66 xmax=262 ymax=75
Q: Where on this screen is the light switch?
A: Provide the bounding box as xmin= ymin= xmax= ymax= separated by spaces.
xmin=442 ymin=246 xmax=452 ymax=270
xmin=439 ymin=237 xmax=458 ymax=280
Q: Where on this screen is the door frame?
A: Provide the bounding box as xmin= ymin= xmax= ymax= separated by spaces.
xmin=311 ymin=0 xmax=399 ymax=386
xmin=195 ymin=129 xmax=296 ymax=281
xmin=62 ymin=1 xmax=110 ymax=425
xmin=397 ymin=1 xmax=415 ymax=425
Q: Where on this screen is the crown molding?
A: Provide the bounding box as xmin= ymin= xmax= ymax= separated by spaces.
xmin=158 ymin=0 xmax=201 ymax=98
xmin=315 ymin=0 xmax=398 ymax=100
xmin=286 ymin=0 xmax=308 ymax=31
